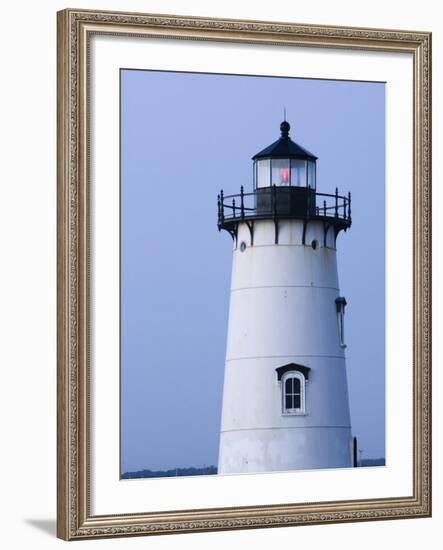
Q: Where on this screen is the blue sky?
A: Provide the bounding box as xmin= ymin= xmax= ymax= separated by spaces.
xmin=120 ymin=69 xmax=385 ymax=474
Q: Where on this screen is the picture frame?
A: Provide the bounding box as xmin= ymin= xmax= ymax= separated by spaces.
xmin=57 ymin=8 xmax=431 ymax=540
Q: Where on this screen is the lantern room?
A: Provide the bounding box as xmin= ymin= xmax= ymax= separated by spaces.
xmin=217 ymin=119 xmax=352 ymax=244
xmin=253 ymin=121 xmax=317 ymax=190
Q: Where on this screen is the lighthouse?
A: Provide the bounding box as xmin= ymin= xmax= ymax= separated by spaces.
xmin=217 ymin=120 xmax=354 ymax=474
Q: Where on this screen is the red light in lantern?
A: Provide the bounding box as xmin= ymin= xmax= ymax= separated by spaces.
xmin=279 ymin=168 xmax=289 ymax=184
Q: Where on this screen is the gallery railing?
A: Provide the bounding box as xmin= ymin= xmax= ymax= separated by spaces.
xmin=217 ymin=185 xmax=352 ymax=230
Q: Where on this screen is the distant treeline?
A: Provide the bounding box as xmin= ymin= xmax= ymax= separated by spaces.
xmin=121 ymin=465 xmax=218 ymax=479
xmin=122 ymin=459 xmax=385 ymax=479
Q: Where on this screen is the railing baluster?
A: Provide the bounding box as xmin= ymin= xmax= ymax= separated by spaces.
xmin=232 ymin=198 xmax=236 ymax=218
xmin=323 ymin=200 xmax=327 ymax=216
xmin=220 ymin=190 xmax=224 ymax=223
xmin=335 ymin=188 xmax=339 ymax=217
xmin=348 ymin=192 xmax=352 ymax=220
xmin=240 ymin=185 xmax=245 ymax=219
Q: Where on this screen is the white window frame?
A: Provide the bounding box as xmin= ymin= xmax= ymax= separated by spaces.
xmin=281 ymin=371 xmax=306 ymax=416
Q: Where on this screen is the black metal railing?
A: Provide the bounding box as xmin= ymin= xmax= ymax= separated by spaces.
xmin=217 ymin=185 xmax=351 ymax=229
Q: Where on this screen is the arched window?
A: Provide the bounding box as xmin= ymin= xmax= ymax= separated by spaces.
xmin=281 ymin=371 xmax=306 ymax=415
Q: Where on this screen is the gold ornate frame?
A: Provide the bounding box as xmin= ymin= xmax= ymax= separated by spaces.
xmin=57 ymin=8 xmax=431 ymax=540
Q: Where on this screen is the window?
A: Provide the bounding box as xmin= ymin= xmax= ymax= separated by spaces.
xmin=271 ymin=159 xmax=290 ymax=186
xmin=255 ymin=159 xmax=270 ymax=188
xmin=290 ymin=159 xmax=307 ymax=187
xmin=307 ymin=160 xmax=316 ymax=189
xmin=281 ymin=372 xmax=306 ymax=415
xmin=335 ymin=296 xmax=347 ymax=348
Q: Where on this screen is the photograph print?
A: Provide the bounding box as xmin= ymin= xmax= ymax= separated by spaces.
xmin=120 ymin=69 xmax=385 ymax=479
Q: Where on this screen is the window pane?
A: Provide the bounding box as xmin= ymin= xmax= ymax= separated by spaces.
xmin=293 ymin=377 xmax=301 ymax=393
xmin=307 ymin=161 xmax=316 ymax=189
xmin=256 ymin=159 xmax=270 ymax=188
xmin=290 ymin=159 xmax=307 ymax=187
xmin=271 ymin=159 xmax=290 ymax=186
xmin=285 ymin=378 xmax=293 ymax=394
xmin=285 ymin=395 xmax=292 ymax=410
xmin=294 ymin=394 xmax=301 ymax=409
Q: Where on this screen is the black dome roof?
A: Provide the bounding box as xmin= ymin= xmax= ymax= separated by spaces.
xmin=252 ymin=121 xmax=317 ymax=161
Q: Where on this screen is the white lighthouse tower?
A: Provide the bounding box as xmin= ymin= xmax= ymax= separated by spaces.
xmin=217 ymin=120 xmax=354 ymax=474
